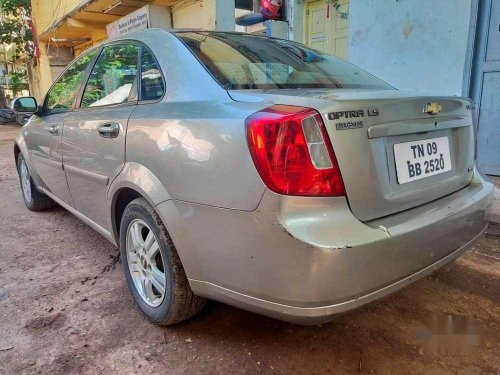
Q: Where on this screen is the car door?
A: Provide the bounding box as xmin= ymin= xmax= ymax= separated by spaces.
xmin=62 ymin=42 xmax=140 ymax=229
xmin=27 ymin=50 xmax=98 ymax=206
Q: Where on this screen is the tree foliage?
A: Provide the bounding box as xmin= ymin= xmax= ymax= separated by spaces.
xmin=8 ymin=70 xmax=28 ymax=94
xmin=0 ymin=0 xmax=33 ymax=59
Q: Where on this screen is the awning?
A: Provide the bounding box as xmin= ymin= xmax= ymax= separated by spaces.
xmin=38 ymin=0 xmax=252 ymax=48
xmin=38 ymin=0 xmax=179 ymax=47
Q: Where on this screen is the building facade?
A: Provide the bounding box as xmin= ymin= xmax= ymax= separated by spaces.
xmin=29 ymin=0 xmax=498 ymax=175
xmin=0 ymin=44 xmax=30 ymax=101
xmin=29 ymin=0 xmax=238 ymax=99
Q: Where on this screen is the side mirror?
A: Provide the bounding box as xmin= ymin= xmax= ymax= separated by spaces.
xmin=12 ymin=97 xmax=38 ymax=114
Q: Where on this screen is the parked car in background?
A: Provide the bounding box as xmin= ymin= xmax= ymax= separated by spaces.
xmin=12 ymin=30 xmax=494 ymax=325
xmin=15 ymin=112 xmax=32 ymax=126
xmin=0 ymin=107 xmax=16 ymax=124
xmin=0 ymin=98 xmax=32 ymax=125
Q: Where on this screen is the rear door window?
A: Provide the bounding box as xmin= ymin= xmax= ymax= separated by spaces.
xmin=140 ymin=47 xmax=165 ymax=101
xmin=81 ymin=43 xmax=139 ymax=108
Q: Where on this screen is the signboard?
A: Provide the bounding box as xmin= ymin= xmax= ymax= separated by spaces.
xmin=106 ymin=6 xmax=150 ymax=38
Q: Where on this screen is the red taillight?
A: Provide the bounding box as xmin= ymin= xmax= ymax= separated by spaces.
xmin=246 ymin=105 xmax=346 ymax=197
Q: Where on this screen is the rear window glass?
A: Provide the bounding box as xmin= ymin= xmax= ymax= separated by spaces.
xmin=175 ymin=32 xmax=392 ymax=91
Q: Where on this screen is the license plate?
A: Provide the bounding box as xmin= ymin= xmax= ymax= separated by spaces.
xmin=394 ymin=137 xmax=452 ymax=184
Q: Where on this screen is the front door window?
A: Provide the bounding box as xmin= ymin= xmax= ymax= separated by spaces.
xmin=44 ymin=50 xmax=98 ymax=115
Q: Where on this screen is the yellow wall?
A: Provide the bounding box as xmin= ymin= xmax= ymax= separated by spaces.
xmin=30 ymin=0 xmax=87 ymax=99
xmin=31 ymin=0 xmax=85 ymax=35
xmin=73 ymin=29 xmax=108 ymax=56
xmin=30 ymin=43 xmax=53 ymax=101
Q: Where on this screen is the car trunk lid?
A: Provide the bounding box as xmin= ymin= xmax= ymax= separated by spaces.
xmin=230 ymin=89 xmax=475 ymax=221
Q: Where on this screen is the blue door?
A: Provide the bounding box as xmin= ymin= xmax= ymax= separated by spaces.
xmin=471 ymin=0 xmax=500 ymax=176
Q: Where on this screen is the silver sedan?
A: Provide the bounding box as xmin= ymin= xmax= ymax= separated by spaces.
xmin=12 ymin=30 xmax=494 ymax=325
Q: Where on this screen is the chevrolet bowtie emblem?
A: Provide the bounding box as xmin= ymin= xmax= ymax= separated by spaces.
xmin=424 ymin=102 xmax=442 ymax=115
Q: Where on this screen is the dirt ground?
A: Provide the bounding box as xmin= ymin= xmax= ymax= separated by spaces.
xmin=0 ymin=124 xmax=499 ymax=375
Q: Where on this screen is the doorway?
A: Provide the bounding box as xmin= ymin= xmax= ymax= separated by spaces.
xmin=470 ymin=0 xmax=500 ymax=176
xmin=304 ymin=0 xmax=349 ymax=59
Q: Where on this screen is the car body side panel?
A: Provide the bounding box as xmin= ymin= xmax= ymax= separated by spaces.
xmin=62 ymin=106 xmax=135 ymax=229
xmin=127 ymin=100 xmax=266 ymax=211
xmin=24 ymin=114 xmax=74 ymax=206
xmin=107 ymin=30 xmax=269 ymax=211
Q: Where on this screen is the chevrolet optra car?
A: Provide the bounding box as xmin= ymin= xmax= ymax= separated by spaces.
xmin=13 ymin=30 xmax=494 ymax=325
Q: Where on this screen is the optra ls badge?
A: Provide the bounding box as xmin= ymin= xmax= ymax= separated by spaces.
xmin=328 ymin=108 xmax=379 ymax=131
xmin=328 ymin=108 xmax=379 ymax=120
xmin=328 ymin=110 xmax=364 ymax=120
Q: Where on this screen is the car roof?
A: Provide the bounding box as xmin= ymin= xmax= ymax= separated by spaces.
xmin=82 ymin=29 xmax=271 ymax=56
xmin=112 ymin=28 xmax=248 ymax=39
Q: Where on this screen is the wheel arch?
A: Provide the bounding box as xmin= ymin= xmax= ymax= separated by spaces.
xmin=108 ymin=162 xmax=171 ymax=243
xmin=13 ymin=142 xmax=21 ymax=166
xmin=13 ymin=136 xmax=42 ymax=187
xmin=108 ymin=163 xmax=202 ymax=281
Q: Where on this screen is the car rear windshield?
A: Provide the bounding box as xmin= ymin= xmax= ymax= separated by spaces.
xmin=175 ymin=32 xmax=392 ymax=91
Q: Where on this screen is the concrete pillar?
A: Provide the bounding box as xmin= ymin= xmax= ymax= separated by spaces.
xmin=34 ymin=43 xmax=54 ymax=101
xmin=265 ymin=20 xmax=289 ymax=39
xmin=286 ymin=0 xmax=305 ymax=42
xmin=203 ymin=0 xmax=235 ymax=31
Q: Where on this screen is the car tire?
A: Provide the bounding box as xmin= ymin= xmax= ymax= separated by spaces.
xmin=17 ymin=154 xmax=55 ymax=211
xmin=119 ymin=197 xmax=206 ymax=325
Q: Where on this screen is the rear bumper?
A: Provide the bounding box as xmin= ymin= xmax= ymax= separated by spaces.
xmin=156 ymin=167 xmax=494 ymax=324
xmin=190 ymin=227 xmax=485 ymax=324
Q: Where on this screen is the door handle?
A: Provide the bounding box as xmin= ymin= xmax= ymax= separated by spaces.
xmin=48 ymin=124 xmax=60 ymax=134
xmin=98 ymin=122 xmax=121 ymax=138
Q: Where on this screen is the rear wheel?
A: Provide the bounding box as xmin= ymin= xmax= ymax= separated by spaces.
xmin=17 ymin=154 xmax=55 ymax=211
xmin=119 ymin=197 xmax=206 ymax=325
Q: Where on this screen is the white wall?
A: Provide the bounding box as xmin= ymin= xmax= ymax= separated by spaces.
xmin=349 ymin=0 xmax=473 ymax=96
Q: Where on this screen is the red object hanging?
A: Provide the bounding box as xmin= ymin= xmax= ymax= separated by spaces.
xmin=260 ymin=0 xmax=282 ymax=20
xmin=28 ymin=20 xmax=40 ymax=64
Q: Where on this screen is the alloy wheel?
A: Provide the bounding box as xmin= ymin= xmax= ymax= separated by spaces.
xmin=126 ymin=219 xmax=166 ymax=307
xmin=19 ymin=159 xmax=32 ymax=204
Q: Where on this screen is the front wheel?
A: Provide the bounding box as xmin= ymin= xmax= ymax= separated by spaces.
xmin=119 ymin=197 xmax=206 ymax=325
xmin=17 ymin=154 xmax=55 ymax=211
